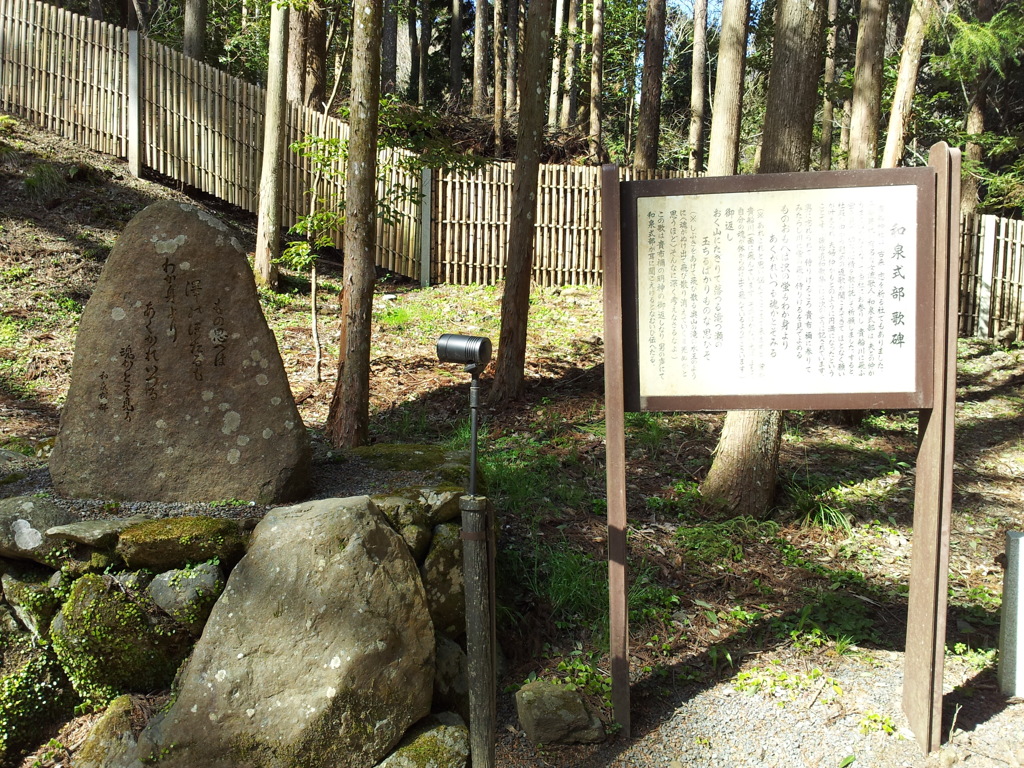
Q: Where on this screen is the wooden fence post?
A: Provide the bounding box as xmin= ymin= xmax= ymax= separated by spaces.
xmin=978 ymin=214 xmax=997 ymax=338
xmin=127 ymin=28 xmax=141 ymax=177
xmin=420 ymin=166 xmax=432 ymax=287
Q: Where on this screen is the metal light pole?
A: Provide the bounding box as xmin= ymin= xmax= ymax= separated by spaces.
xmin=436 ymin=333 xmax=495 ymax=768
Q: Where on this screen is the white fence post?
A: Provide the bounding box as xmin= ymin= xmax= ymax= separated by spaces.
xmin=419 ymin=167 xmax=432 ymax=287
xmin=1000 ymin=531 xmax=1023 ymax=697
xmin=977 ymin=214 xmax=998 ymax=338
xmin=127 ymin=29 xmax=141 ymax=177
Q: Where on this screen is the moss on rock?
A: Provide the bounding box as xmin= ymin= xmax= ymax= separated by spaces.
xmin=115 ymin=516 xmax=246 ymax=570
xmin=351 ymin=444 xmax=448 ymax=472
xmin=0 ymin=648 xmax=77 ymax=765
xmin=50 ymin=574 xmax=191 ymax=707
xmin=376 ymin=712 xmax=469 ymax=768
xmin=74 ymin=694 xmax=136 ymax=768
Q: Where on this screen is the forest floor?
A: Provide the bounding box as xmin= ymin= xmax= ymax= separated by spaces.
xmin=1 ymin=114 xmax=1023 ymax=767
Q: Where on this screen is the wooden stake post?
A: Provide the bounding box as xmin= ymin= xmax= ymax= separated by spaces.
xmin=601 ymin=144 xmax=960 ymax=750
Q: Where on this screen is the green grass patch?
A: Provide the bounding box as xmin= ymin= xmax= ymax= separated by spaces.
xmin=675 ymin=517 xmax=780 ymax=565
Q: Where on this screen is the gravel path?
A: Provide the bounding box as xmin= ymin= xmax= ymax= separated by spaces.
xmin=494 ymin=645 xmax=1023 ymax=768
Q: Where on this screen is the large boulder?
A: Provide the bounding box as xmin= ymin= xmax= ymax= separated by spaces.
xmin=49 ymin=200 xmax=310 ymax=503
xmin=130 ymin=496 xmax=435 ymax=768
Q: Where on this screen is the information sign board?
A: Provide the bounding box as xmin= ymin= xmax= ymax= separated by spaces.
xmin=618 ymin=169 xmax=936 ymax=411
xmin=602 ymin=150 xmax=959 ymax=754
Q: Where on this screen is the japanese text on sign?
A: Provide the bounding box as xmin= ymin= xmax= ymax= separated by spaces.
xmin=637 ymin=185 xmax=918 ymax=398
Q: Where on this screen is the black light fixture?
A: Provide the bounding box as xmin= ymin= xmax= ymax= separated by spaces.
xmin=437 ymin=333 xmax=491 ymax=495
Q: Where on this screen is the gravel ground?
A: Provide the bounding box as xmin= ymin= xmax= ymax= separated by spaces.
xmin=493 ymin=645 xmax=1023 ymax=768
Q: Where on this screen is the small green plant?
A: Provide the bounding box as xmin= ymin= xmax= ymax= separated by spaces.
xmin=948 ymin=643 xmax=997 ymax=671
xmin=377 ymin=305 xmax=413 ymax=328
xmin=625 ymin=412 xmax=671 ymax=457
xmin=858 ymin=711 xmax=898 ymax=735
xmin=771 ymin=590 xmax=880 ymax=650
xmin=0 ymin=114 xmax=18 ymax=134
xmin=553 ymin=647 xmax=612 ymax=707
xmin=733 ymin=662 xmax=842 ymax=703
xmin=208 ymin=498 xmax=250 ymax=508
xmin=1 ymin=265 xmax=29 ymax=282
xmin=23 ymin=162 xmax=69 ymax=202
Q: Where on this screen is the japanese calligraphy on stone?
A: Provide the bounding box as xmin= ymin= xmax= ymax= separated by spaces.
xmin=636 ymin=185 xmax=918 ymax=398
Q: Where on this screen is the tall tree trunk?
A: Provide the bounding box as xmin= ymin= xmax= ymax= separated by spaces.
xmin=489 ymin=0 xmax=555 ymax=402
xmin=706 ymin=0 xmax=749 ymax=175
xmin=588 ymin=0 xmax=604 ymax=160
xmin=254 ymin=2 xmax=288 ymax=291
xmin=819 ymin=0 xmax=838 ymax=169
xmin=184 ymin=0 xmax=207 ymax=60
xmin=419 ymin=0 xmax=432 ymax=104
xmin=408 ymin=8 xmax=420 ymax=101
xmin=700 ymin=0 xmax=826 ymax=517
xmin=472 ymin=0 xmax=489 ymax=115
xmin=505 ymin=0 xmax=520 ymax=113
xmin=839 ymin=97 xmax=852 ymax=167
xmin=325 ymin=0 xmax=384 ymax=448
xmin=382 ymin=0 xmax=399 ymax=94
xmin=759 ymin=0 xmax=826 ymax=171
xmin=89 ymin=0 xmax=103 ymax=21
xmin=961 ymin=0 xmax=994 ymax=218
xmin=547 ymin=0 xmax=567 ymax=127
xmin=848 ymin=0 xmax=889 ymax=169
xmin=306 ymin=0 xmax=327 ymax=107
xmin=451 ymin=0 xmax=464 ymax=103
xmin=634 ymin=0 xmax=667 ymax=170
xmin=881 ymin=0 xmax=934 ymax=167
xmin=623 ymin=64 xmax=636 ymax=157
xmin=687 ymin=0 xmax=708 ymax=174
xmin=558 ymin=0 xmax=580 ymax=129
xmin=287 ymin=6 xmax=309 ymax=103
xmin=493 ymin=0 xmax=506 ymax=143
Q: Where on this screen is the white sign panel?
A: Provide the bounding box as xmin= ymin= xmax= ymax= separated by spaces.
xmin=637 ymin=185 xmax=919 ymax=399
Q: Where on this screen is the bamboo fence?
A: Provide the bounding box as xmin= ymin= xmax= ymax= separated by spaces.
xmin=0 ymin=0 xmax=420 ymax=278
xmin=960 ymin=213 xmax=1024 ymax=341
xmin=0 ymin=0 xmax=128 ymax=156
xmin=4 ymin=0 xmax=1023 ymax=313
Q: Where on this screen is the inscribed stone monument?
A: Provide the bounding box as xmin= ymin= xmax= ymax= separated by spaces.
xmin=49 ymin=201 xmax=310 ymax=503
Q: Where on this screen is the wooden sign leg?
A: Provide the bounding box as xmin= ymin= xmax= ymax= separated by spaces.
xmin=903 ymin=142 xmax=961 ymax=753
xmin=602 ymin=165 xmax=631 ymax=736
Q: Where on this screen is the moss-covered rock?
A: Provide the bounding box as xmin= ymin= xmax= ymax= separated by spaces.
xmin=373 ymin=488 xmax=462 ymax=530
xmin=351 ymin=444 xmax=449 ymax=472
xmin=374 ymin=712 xmax=469 ymax=768
xmin=148 ymin=562 xmax=225 ymax=635
xmin=351 ymin=445 xmax=474 ymax=490
xmin=0 ymin=647 xmax=77 ymax=765
xmin=515 ymin=679 xmax=605 ymax=745
xmin=115 ymin=516 xmax=246 ymax=570
xmin=74 ymin=694 xmax=138 ymax=768
xmin=50 ymin=574 xmax=191 ymax=707
xmin=1 ymin=567 xmax=61 ymax=640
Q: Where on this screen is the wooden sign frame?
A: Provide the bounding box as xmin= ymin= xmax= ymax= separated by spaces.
xmin=601 ymin=144 xmax=960 ymax=752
